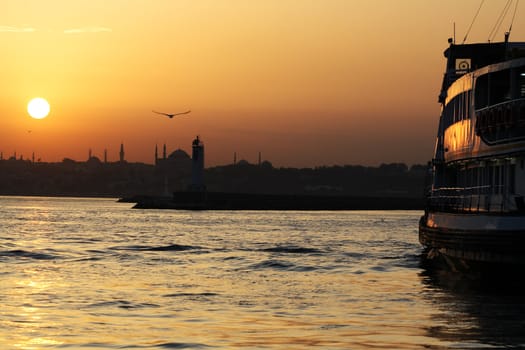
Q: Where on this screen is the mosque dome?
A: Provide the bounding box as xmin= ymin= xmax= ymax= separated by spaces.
xmin=87 ymin=156 xmax=101 ymax=164
xmin=167 ymin=149 xmax=190 ymax=160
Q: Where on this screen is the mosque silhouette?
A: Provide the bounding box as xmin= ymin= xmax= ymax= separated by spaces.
xmin=0 ymin=136 xmax=426 ymax=209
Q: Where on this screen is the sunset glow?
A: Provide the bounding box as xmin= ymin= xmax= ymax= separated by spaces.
xmin=2 ymin=1 xmax=525 ymax=166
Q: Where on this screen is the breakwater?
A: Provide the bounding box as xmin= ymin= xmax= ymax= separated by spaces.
xmin=124 ymin=191 xmax=425 ymax=210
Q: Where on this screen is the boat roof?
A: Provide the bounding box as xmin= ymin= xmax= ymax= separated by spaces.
xmin=439 ymin=40 xmax=525 ymax=102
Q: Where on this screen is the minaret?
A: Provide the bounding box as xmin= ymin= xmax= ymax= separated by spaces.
xmin=233 ymin=152 xmax=237 ymax=165
xmin=88 ymin=149 xmax=92 ymax=160
xmin=155 ymin=144 xmax=158 ymax=165
xmin=32 ymin=152 xmax=35 ymax=163
xmin=119 ymin=143 xmax=125 ymax=163
xmin=258 ymin=152 xmax=261 ymax=166
xmin=104 ymin=149 xmax=108 ymax=163
xmin=163 ymin=143 xmax=167 ymax=160
xmin=190 ymin=136 xmax=205 ymax=191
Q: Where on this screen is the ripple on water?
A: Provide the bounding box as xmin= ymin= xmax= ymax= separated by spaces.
xmin=248 ymin=259 xmax=317 ymax=272
xmin=155 ymin=342 xmax=212 ymax=349
xmin=86 ymin=300 xmax=160 ymax=310
xmin=260 ymin=245 xmax=322 ymax=254
xmin=110 ymin=243 xmax=201 ymax=252
xmin=0 ymin=249 xmax=59 ymax=261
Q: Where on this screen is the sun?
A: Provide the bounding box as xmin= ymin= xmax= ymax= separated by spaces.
xmin=27 ymin=97 xmax=50 ymax=119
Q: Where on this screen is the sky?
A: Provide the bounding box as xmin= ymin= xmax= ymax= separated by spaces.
xmin=2 ymin=0 xmax=525 ymax=168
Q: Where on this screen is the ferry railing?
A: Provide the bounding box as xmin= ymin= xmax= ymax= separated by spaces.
xmin=475 ymin=98 xmax=525 ymax=142
xmin=427 ymin=185 xmax=517 ymax=213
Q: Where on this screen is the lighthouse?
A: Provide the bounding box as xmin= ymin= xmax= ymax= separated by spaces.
xmin=190 ymin=136 xmax=205 ymax=191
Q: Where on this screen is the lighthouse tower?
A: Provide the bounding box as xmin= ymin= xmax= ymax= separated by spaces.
xmin=119 ymin=143 xmax=125 ymax=163
xmin=190 ymin=136 xmax=205 ymax=191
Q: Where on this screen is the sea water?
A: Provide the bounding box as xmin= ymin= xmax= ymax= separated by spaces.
xmin=0 ymin=196 xmax=524 ymax=349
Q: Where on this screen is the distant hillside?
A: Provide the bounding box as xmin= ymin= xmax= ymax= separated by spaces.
xmin=205 ymin=162 xmax=427 ymax=197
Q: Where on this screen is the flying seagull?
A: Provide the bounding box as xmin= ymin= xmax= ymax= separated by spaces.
xmin=152 ymin=110 xmax=191 ymax=119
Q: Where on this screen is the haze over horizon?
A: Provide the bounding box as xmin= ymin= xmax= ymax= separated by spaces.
xmin=2 ymin=0 xmax=525 ymax=168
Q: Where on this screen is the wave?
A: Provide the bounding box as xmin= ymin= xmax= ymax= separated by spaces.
xmin=249 ymin=259 xmax=317 ymax=272
xmin=155 ymin=342 xmax=212 ymax=349
xmin=0 ymin=249 xmax=58 ymax=260
xmin=86 ymin=299 xmax=160 ymax=310
xmin=78 ymin=341 xmax=211 ymax=349
xmin=110 ymin=243 xmax=200 ymax=252
xmin=260 ymin=245 xmax=322 ymax=254
xmin=163 ymin=292 xmax=219 ymax=298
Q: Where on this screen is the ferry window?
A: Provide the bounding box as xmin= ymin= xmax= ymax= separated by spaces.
xmin=501 ymin=165 xmax=507 ymax=195
xmin=475 ymin=74 xmax=489 ymax=109
xmin=445 ymin=93 xmax=471 ymax=125
xmin=494 ymin=165 xmax=500 ymax=194
xmin=443 ymin=103 xmax=454 ymax=128
xmin=465 ymin=91 xmax=472 ymax=119
xmin=487 ymin=165 xmax=493 ymax=193
xmin=491 ymin=70 xmax=511 ymax=104
xmin=454 ymin=96 xmax=461 ymax=122
xmin=458 ymin=93 xmax=464 ymax=121
xmin=510 ymin=164 xmax=516 ymax=194
xmin=519 ymin=70 xmax=525 ymax=97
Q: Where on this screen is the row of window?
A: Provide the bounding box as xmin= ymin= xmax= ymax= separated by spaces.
xmin=443 ymin=90 xmax=472 ymax=129
xmin=442 ymin=67 xmax=525 ymax=130
xmin=444 ymin=161 xmax=517 ymax=195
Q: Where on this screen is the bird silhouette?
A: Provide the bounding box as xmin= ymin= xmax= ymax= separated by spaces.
xmin=152 ymin=110 xmax=191 ymax=119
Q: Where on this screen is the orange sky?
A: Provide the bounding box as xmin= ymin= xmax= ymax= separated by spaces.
xmin=2 ymin=0 xmax=525 ymax=167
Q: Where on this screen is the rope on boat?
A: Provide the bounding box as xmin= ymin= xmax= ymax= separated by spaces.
xmin=488 ymin=0 xmax=513 ymax=42
xmin=507 ymin=0 xmax=520 ymax=39
xmin=462 ymin=0 xmax=520 ymax=44
xmin=462 ymin=0 xmax=485 ymax=44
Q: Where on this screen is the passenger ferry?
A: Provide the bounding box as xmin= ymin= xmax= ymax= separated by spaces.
xmin=419 ymin=34 xmax=525 ymax=271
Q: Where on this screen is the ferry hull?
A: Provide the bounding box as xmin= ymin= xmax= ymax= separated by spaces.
xmin=419 ymin=214 xmax=525 ymax=271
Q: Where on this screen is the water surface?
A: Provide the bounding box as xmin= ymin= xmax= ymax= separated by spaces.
xmin=0 ymin=196 xmax=524 ymax=349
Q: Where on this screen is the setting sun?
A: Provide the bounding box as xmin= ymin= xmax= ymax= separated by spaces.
xmin=27 ymin=97 xmax=50 ymax=119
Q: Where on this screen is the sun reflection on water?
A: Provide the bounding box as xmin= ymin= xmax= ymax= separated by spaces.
xmin=4 ymin=269 xmax=65 ymax=349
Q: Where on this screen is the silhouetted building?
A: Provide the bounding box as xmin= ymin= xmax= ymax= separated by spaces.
xmin=155 ymin=145 xmax=192 ymax=193
xmin=190 ymin=136 xmax=205 ymax=191
xmin=119 ymin=143 xmax=125 ymax=163
xmin=0 ymin=135 xmax=427 ymax=200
